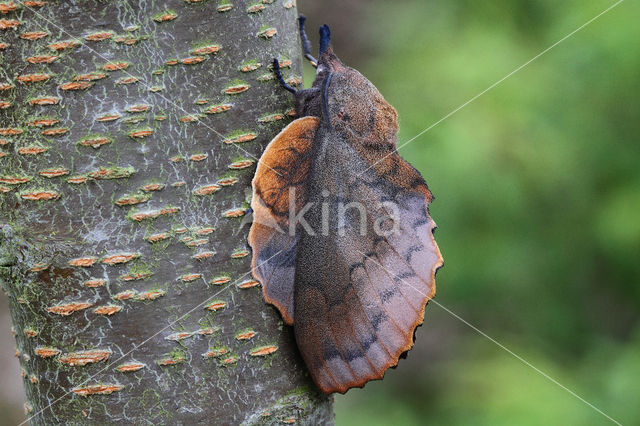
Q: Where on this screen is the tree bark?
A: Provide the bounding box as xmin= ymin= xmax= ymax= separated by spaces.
xmin=0 ymin=0 xmax=333 ymax=424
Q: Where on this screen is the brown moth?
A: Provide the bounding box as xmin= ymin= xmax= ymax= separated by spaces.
xmin=249 ymin=16 xmax=443 ymax=394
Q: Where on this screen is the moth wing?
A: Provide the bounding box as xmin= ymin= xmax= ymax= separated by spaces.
xmin=293 ymin=136 xmax=443 ymax=393
xmin=248 ymin=116 xmax=320 ymax=325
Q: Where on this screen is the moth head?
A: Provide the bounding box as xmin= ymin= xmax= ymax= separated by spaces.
xmin=316 ymin=29 xmax=399 ymax=146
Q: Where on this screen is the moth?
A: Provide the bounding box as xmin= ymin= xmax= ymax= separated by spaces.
xmin=249 ymin=16 xmax=443 ymax=394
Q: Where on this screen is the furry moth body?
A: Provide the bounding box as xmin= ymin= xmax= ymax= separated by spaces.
xmin=248 ymin=17 xmax=443 ymax=394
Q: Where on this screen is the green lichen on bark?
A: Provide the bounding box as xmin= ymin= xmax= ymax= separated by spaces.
xmin=0 ymin=0 xmax=333 ymax=424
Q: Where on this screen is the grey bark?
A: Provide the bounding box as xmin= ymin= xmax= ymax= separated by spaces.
xmin=0 ymin=0 xmax=333 ymax=424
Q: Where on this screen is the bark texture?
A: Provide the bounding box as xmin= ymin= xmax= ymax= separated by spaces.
xmin=0 ymin=0 xmax=333 ymax=424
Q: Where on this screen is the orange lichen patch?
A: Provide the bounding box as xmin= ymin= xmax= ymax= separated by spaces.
xmin=129 ymin=129 xmax=153 ymax=138
xmin=165 ymin=59 xmax=178 ymax=66
xmin=0 ymin=18 xmax=20 ymax=29
xmin=120 ymin=272 xmax=151 ymax=281
xmin=157 ymin=356 xmax=184 ymax=366
xmin=29 ymin=375 xmax=38 ymax=384
xmin=197 ymin=327 xmax=218 ymax=335
xmin=74 ymin=72 xmax=106 ymax=81
xmin=190 ymin=153 xmax=208 ymax=161
xmin=135 ymin=290 xmax=165 ymax=301
xmin=174 ymin=227 xmax=188 ymax=234
xmin=172 ymin=181 xmax=185 ymax=188
xmin=146 ymin=232 xmax=169 ymax=243
xmin=21 ymin=190 xmax=59 ymax=200
xmin=24 ymin=328 xmax=38 ymax=338
xmin=0 ymin=42 xmax=8 ymax=49
xmin=18 ymin=146 xmax=48 ymax=155
xmin=47 ymin=302 xmax=93 ymax=316
xmin=286 ymin=76 xmax=303 ymax=86
xmin=48 ymin=40 xmax=79 ymax=50
xmin=196 ymin=227 xmax=215 ymax=235
xmin=23 ymin=0 xmax=47 ymax=7
xmin=231 ymin=249 xmax=250 ymax=258
xmin=194 ymin=98 xmax=209 ymax=105
xmin=40 ymin=168 xmax=69 ymax=178
xmin=115 ymin=194 xmax=150 ymax=206
xmin=223 ymin=132 xmax=257 ymax=144
xmin=60 ymin=81 xmax=93 ymax=91
xmin=238 ymin=279 xmax=260 ymax=289
xmin=73 ymin=384 xmax=123 ymax=397
xmin=282 ymin=417 xmax=296 ymax=424
xmin=88 ymin=167 xmax=135 ymax=180
xmin=205 ymin=301 xmax=226 ymax=311
xmin=272 ymin=58 xmax=292 ymax=69
xmin=257 ymin=73 xmax=275 ymax=82
xmin=28 ymin=97 xmax=59 ymax=106
xmin=115 ymin=77 xmax=138 ymax=85
xmin=191 ymin=44 xmax=220 ymax=55
xmin=115 ymin=363 xmax=144 ymax=372
xmin=217 ymin=177 xmax=238 ymax=186
xmin=0 ymin=139 xmax=9 ymax=145
xmin=221 ymin=356 xmax=238 ymax=365
xmin=103 ymin=62 xmax=129 ymax=71
xmin=114 ymin=35 xmax=139 ymax=45
xmin=180 ymin=115 xmax=200 ymax=123
xmin=285 ymin=108 xmax=296 ymax=117
xmin=193 ymin=184 xmax=221 ymax=196
xmin=229 ymin=159 xmax=254 ymax=169
xmin=85 ymin=31 xmax=113 ymax=42
xmin=247 ymin=3 xmax=264 ymax=13
xmin=257 ymin=27 xmax=277 ymax=39
xmin=28 ymin=118 xmax=59 ymax=127
xmin=169 ymin=155 xmax=184 ymax=163
xmin=203 ymin=348 xmax=228 ymax=358
xmin=166 ymin=332 xmax=192 ymax=341
xmin=0 ymin=186 xmax=12 ymax=192
xmin=0 ymin=83 xmax=14 ymax=91
xmin=0 ymin=2 xmax=18 ymax=13
xmin=97 ymin=113 xmax=120 ymax=122
xmin=29 ymin=262 xmax=49 ymax=272
xmin=41 ymin=127 xmax=68 ymax=136
xmin=68 ymin=256 xmax=97 ymax=267
xmin=179 ymin=273 xmax=201 ymax=282
xmin=59 ymin=350 xmax=111 ymax=366
xmin=236 ymin=330 xmax=256 ymax=340
xmin=35 ymin=347 xmax=60 ymax=358
xmin=67 ymin=176 xmax=88 ymax=184
xmin=93 ymin=305 xmax=121 ymax=315
xmin=258 ymin=113 xmax=285 ymax=123
xmin=130 ymin=206 xmax=179 ymax=221
xmin=126 ymin=104 xmax=151 ymax=113
xmin=0 ymin=176 xmax=31 ymax=184
xmin=141 ymin=183 xmax=164 ymax=192
xmin=114 ymin=290 xmax=136 ymax=301
xmin=26 ymin=55 xmax=58 ymax=64
xmin=17 ymin=73 xmax=50 ymax=83
xmin=204 ymin=104 xmax=232 ymax=114
xmin=181 ymin=56 xmax=205 ymax=65
xmin=283 ymin=0 xmax=295 ymax=8
xmin=84 ymin=279 xmax=106 ymax=288
xmin=223 ymin=84 xmax=249 ymax=95
xmin=0 ymin=101 xmax=11 ymax=108
xmin=78 ymin=136 xmax=110 ymax=148
xmin=101 ymin=253 xmax=139 ymax=266
xmin=153 ymin=11 xmax=177 ymax=22
xmin=179 ymin=236 xmax=193 ymax=244
xmin=186 ymin=239 xmax=208 ymax=248
xmin=223 ymin=208 xmax=246 ymax=218
xmin=250 ymin=345 xmax=278 ymax=356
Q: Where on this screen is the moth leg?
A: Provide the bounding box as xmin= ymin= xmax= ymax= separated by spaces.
xmin=298 ymin=15 xmax=318 ymax=68
xmin=272 ymin=58 xmax=297 ymax=94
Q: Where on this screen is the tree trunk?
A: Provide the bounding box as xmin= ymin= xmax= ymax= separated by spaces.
xmin=0 ymin=0 xmax=333 ymax=424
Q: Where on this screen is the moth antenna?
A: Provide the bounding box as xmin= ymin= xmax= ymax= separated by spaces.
xmin=298 ymin=15 xmax=318 ymax=67
xmin=272 ymin=58 xmax=297 ymax=94
xmin=319 ymin=24 xmax=331 ymax=56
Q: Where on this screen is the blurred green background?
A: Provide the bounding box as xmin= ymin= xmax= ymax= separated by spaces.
xmin=1 ymin=0 xmax=638 ymax=424
xmin=298 ymin=0 xmax=639 ymax=424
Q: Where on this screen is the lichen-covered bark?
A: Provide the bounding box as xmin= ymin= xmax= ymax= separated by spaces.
xmin=0 ymin=1 xmax=333 ymax=424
